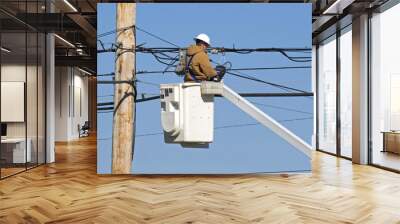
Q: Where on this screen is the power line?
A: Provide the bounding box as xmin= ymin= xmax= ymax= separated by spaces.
xmin=99 ymin=46 xmax=311 ymax=53
xmin=97 ymin=27 xmax=313 ymax=108
xmin=97 ymin=25 xmax=135 ymax=38
xmin=97 ymin=72 xmax=115 ymax=77
xmin=98 ymin=91 xmax=313 ymax=107
xmin=98 ymin=24 xmax=180 ymax=47
xmin=214 ymin=117 xmax=312 ymax=130
xmin=134 ymin=65 xmax=311 ymax=75
xmin=98 ymin=80 xmax=135 ymax=85
xmin=136 ymin=95 xmax=160 ymax=102
xmin=211 ymin=47 xmax=311 ymax=53
xmin=230 ymin=66 xmax=311 ymax=71
xmin=96 ymin=65 xmax=311 ymax=77
xmin=98 ymin=26 xmax=312 ymax=63
xmin=98 ymin=94 xmax=114 ymax=98
xmin=136 ymin=79 xmax=160 ymax=88
xmin=98 ymin=117 xmax=313 ymax=140
xmin=227 ymin=71 xmax=310 ymax=94
xmin=96 ymin=65 xmax=311 ymax=79
xmin=249 ymin=101 xmax=312 ymax=115
xmin=136 ymin=26 xmax=180 ymax=48
xmin=98 ymin=45 xmax=311 ymax=65
xmin=207 ymin=60 xmax=312 ymax=97
xmin=98 ymin=95 xmax=160 ymax=107
xmin=97 ymin=93 xmax=314 ymax=113
xmin=278 ymin=50 xmax=311 ymax=62
xmin=97 ymin=69 xmax=313 ymax=98
xmin=219 ymin=93 xmax=313 ymax=97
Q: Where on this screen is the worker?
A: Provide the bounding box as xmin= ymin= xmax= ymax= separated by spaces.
xmin=185 ymin=33 xmax=226 ymax=82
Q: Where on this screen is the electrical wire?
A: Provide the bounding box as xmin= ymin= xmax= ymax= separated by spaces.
xmin=249 ymin=101 xmax=312 ymax=115
xmin=98 ymin=94 xmax=114 ymax=98
xmin=278 ymin=50 xmax=312 ymax=62
xmin=136 ymin=26 xmax=180 ymax=48
xmin=97 ymin=25 xmax=135 ymax=38
xmin=97 ymin=91 xmax=313 ymax=113
xmin=97 ymin=27 xmax=313 ymax=117
xmin=226 ymin=71 xmax=310 ymax=94
xmin=99 ymin=46 xmax=311 ymax=63
xmin=98 ymin=24 xmax=180 ymax=48
xmin=214 ymin=117 xmax=312 ymax=130
xmin=97 ymin=117 xmax=313 ymax=140
xmin=206 ymin=60 xmax=311 ymax=97
xmin=98 ymin=98 xmax=160 ymax=112
xmin=97 ymin=90 xmax=313 ymax=111
xmin=98 ymin=46 xmax=311 ymax=66
xmin=134 ymin=65 xmax=311 ymax=75
xmin=230 ymin=66 xmax=311 ymax=71
xmin=97 ymin=72 xmax=115 ymax=77
xmin=136 ymin=79 xmax=161 ymax=88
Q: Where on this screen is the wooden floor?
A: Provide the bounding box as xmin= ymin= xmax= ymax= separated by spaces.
xmin=1 ymin=167 xmax=26 ymax=178
xmin=373 ymin=150 xmax=400 ymax=171
xmin=1 ymin=135 xmax=400 ymax=223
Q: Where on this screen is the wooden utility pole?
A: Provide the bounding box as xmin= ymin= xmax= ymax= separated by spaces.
xmin=112 ymin=3 xmax=136 ymax=174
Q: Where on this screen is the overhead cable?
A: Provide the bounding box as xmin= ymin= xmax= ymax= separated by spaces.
xmin=226 ymin=71 xmax=310 ymax=94
xmin=249 ymin=101 xmax=312 ymax=115
xmin=97 ymin=117 xmax=313 ymax=140
xmin=97 ymin=25 xmax=135 ymax=38
xmin=134 ymin=65 xmax=311 ymax=75
xmin=97 ymin=24 xmax=180 ymax=48
xmin=97 ymin=91 xmax=314 ymax=111
xmin=136 ymin=27 xmax=180 ymax=48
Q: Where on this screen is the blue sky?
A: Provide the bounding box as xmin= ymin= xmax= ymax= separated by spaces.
xmin=97 ymin=3 xmax=312 ymax=174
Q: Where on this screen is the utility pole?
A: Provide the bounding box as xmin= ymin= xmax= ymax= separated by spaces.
xmin=112 ymin=3 xmax=136 ymax=174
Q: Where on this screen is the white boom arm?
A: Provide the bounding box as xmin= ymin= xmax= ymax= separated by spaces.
xmin=201 ymin=82 xmax=312 ymax=158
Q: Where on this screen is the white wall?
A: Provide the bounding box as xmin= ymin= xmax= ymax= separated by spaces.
xmin=54 ymin=67 xmax=89 ymax=141
xmin=1 ymin=64 xmax=41 ymax=138
xmin=1 ymin=63 xmax=46 ymax=164
xmin=72 ymin=73 xmax=89 ymax=138
xmin=1 ymin=64 xmax=26 ymax=138
xmin=55 ymin=66 xmax=69 ymax=141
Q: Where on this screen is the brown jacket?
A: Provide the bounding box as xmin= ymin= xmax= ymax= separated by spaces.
xmin=184 ymin=45 xmax=217 ymax=82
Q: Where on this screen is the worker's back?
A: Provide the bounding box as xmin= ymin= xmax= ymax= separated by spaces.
xmin=184 ymin=44 xmax=217 ymax=82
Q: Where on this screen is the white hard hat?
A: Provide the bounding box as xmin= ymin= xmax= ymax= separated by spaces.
xmin=194 ymin=33 xmax=211 ymax=46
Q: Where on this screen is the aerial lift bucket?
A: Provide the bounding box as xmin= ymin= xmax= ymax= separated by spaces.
xmin=160 ymin=82 xmax=312 ymax=158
